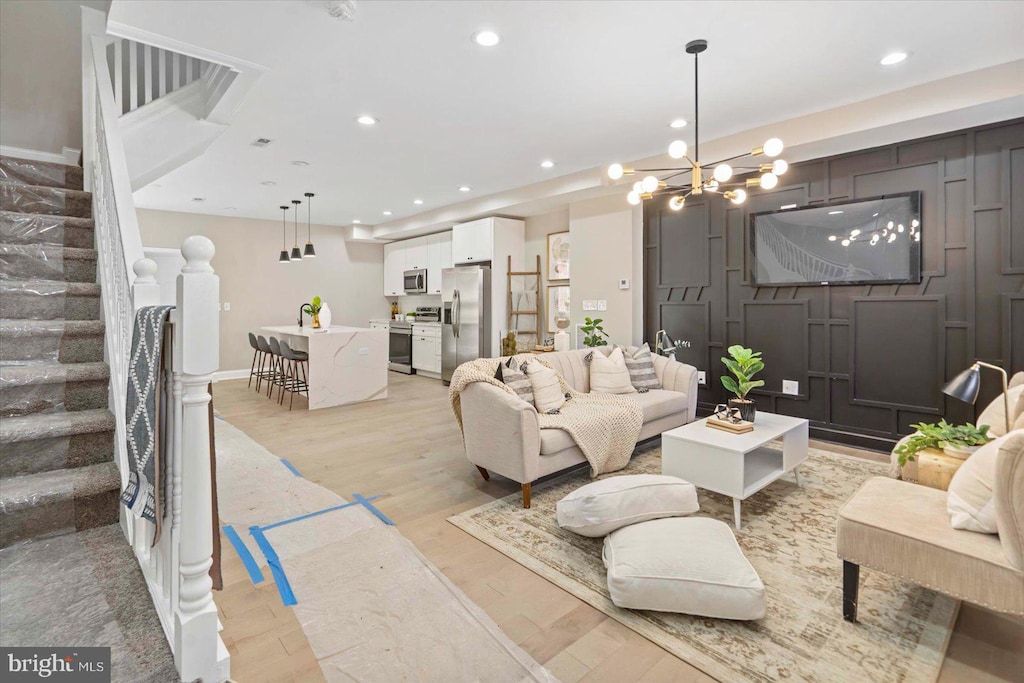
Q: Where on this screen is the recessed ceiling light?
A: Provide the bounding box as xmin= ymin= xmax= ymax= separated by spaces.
xmin=669 ymin=118 xmax=688 ymax=129
xmin=458 ymin=186 xmax=471 ymax=192
xmin=356 ymin=115 xmax=377 ymax=125
xmin=261 ymin=180 xmax=277 ymax=186
xmin=540 ymin=160 xmax=555 ymax=169
xmin=828 ymin=210 xmax=843 ymax=215
xmin=473 ymin=30 xmax=500 ymax=47
xmin=413 ymin=199 xmax=424 ymax=205
xmin=383 ymin=210 xmax=392 ymax=216
xmin=191 ymin=197 xmax=206 ymax=202
xmin=353 ymin=219 xmax=361 ymax=224
xmin=290 ymin=160 xmax=310 ymax=167
xmin=880 ymin=51 xmax=908 ymax=66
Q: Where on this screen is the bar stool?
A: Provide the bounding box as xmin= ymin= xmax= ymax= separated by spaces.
xmin=278 ymin=340 xmax=309 ymax=410
xmin=267 ymin=337 xmax=287 ymax=400
xmin=248 ymin=333 xmax=265 ymax=389
xmin=255 ymin=335 xmax=275 ymax=393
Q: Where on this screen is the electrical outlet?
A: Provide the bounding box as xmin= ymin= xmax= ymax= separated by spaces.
xmin=619 ymin=278 xmax=630 ymax=290
xmin=597 ymin=300 xmax=607 ymax=311
xmin=223 ymin=302 xmax=231 ymax=311
xmin=697 ymin=371 xmax=706 ymax=385
xmin=782 ymin=379 xmax=799 ymax=395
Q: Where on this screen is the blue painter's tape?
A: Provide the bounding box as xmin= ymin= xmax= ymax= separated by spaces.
xmin=259 ymin=495 xmax=382 ymax=532
xmin=354 ymin=493 xmax=395 ymax=526
xmin=223 ymin=525 xmax=264 ymax=585
xmin=280 ymin=458 xmax=302 ymax=478
xmin=249 ymin=526 xmax=297 ymax=606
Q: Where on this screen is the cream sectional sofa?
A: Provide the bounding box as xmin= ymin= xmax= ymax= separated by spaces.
xmin=460 ymin=347 xmax=699 ymax=507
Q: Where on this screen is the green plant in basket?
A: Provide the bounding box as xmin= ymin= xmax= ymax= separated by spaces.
xmin=894 ymin=420 xmax=993 ymax=467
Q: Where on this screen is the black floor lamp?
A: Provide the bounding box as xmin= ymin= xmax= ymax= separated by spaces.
xmin=941 ymin=361 xmax=1010 ymax=433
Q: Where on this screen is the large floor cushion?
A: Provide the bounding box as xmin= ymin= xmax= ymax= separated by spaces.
xmin=838 ymin=476 xmax=1024 ymax=615
xmin=557 ymin=474 xmax=699 ymax=537
xmin=602 ymin=517 xmax=766 ymax=620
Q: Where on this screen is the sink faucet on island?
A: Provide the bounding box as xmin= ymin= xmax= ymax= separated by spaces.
xmin=261 ymin=324 xmax=389 ymax=409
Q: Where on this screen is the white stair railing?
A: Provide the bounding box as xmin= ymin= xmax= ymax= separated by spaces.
xmin=82 ymin=8 xmax=228 ymax=682
xmin=106 ymin=37 xmax=214 ymax=117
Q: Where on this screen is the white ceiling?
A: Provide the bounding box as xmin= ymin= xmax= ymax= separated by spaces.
xmin=115 ymin=0 xmax=1024 ymax=228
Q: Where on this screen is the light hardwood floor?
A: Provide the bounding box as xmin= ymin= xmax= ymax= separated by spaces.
xmin=211 ymin=373 xmax=1023 ymax=682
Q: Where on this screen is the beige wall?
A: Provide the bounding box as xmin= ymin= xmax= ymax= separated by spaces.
xmin=524 ymin=198 xmax=644 ymax=349
xmin=137 ymin=209 xmax=389 ymax=373
xmin=0 ymin=0 xmax=108 ymax=154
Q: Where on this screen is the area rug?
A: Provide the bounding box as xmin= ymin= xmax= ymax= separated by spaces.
xmin=448 ymin=443 xmax=960 ymax=683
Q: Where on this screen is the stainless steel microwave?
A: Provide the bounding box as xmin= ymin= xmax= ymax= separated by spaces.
xmin=403 ymin=268 xmax=427 ymax=294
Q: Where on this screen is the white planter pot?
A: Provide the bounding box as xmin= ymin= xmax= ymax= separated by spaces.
xmin=942 ymin=443 xmax=980 ymax=459
xmin=319 ymin=302 xmax=332 ymax=329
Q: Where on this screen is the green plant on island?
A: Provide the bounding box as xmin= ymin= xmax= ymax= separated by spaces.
xmin=302 ymin=295 xmax=322 ymax=317
xmin=894 ymin=420 xmax=993 ymax=467
xmin=581 ymin=317 xmax=609 ymax=348
xmin=720 ymin=345 xmax=764 ymax=400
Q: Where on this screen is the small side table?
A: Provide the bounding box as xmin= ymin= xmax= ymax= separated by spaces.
xmin=915 ymin=447 xmax=968 ymax=491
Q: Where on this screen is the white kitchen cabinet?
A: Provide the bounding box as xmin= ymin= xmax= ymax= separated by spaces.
xmin=404 ymin=236 xmax=428 ymax=271
xmin=452 ymin=219 xmax=494 ymax=264
xmin=412 ymin=324 xmax=442 ymax=375
xmin=383 ymin=241 xmax=408 ymax=297
xmin=426 ymin=232 xmax=452 ymax=295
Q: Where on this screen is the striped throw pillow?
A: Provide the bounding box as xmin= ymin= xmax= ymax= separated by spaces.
xmin=620 ymin=344 xmax=662 ymax=391
xmin=499 ymin=357 xmax=534 ymax=406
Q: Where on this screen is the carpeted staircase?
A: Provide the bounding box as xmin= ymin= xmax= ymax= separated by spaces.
xmin=0 ymin=155 xmax=120 ymax=547
xmin=0 ymin=156 xmax=177 ymax=681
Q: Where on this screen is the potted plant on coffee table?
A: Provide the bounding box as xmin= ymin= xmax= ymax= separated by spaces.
xmin=720 ymin=345 xmax=764 ymax=423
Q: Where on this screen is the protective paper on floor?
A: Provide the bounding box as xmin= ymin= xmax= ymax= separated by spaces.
xmin=214 ymin=418 xmax=555 ymax=683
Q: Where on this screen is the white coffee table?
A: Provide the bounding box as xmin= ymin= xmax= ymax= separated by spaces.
xmin=661 ymin=412 xmax=809 ymax=529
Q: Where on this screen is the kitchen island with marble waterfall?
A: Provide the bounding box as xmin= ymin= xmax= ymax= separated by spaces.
xmin=261 ymin=325 xmax=388 ymax=409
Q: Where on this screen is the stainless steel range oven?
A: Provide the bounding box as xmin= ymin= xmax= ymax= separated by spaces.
xmin=388 ymin=320 xmax=414 ymax=374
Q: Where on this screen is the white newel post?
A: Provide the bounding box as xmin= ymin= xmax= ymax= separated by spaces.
xmin=173 ymin=236 xmax=222 ymax=682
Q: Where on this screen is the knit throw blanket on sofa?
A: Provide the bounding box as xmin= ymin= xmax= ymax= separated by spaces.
xmin=449 ymin=356 xmax=643 ymax=476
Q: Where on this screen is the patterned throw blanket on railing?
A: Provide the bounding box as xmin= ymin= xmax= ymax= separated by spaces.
xmin=121 ymin=306 xmax=174 ymax=532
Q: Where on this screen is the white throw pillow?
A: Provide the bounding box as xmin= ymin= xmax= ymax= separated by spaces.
xmin=526 ymin=362 xmax=566 ymax=414
xmin=977 ymin=384 xmax=1024 ymax=437
xmin=557 ymin=474 xmax=699 ymax=537
xmin=589 ymin=347 xmax=636 ymax=395
xmin=603 ymin=517 xmax=765 ymax=620
xmin=947 ymin=432 xmax=1011 ymax=534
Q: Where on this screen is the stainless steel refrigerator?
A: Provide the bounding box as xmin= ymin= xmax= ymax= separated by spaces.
xmin=441 ymin=265 xmax=491 ymax=383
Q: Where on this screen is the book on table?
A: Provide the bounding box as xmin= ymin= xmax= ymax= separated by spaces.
xmin=706 ymin=416 xmax=754 ymax=434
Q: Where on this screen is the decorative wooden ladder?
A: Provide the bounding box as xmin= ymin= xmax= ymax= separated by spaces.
xmin=506 ymin=254 xmax=543 ymax=353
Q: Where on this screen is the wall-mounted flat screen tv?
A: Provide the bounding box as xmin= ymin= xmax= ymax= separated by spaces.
xmin=750 ymin=192 xmax=922 ymax=286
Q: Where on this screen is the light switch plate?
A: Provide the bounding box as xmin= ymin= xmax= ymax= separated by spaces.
xmin=697 ymin=371 xmax=706 ymax=385
xmin=583 ymin=300 xmax=597 ymax=311
xmin=358 ymin=347 xmax=369 ymax=355
xmin=597 ymin=300 xmax=607 ymax=311
xmin=782 ymin=379 xmax=799 ymax=395
xmin=223 ymin=302 xmax=231 ymax=311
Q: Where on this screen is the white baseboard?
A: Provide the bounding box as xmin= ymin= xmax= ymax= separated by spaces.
xmin=213 ymin=368 xmax=250 ymax=382
xmin=0 ymin=145 xmax=81 ymax=166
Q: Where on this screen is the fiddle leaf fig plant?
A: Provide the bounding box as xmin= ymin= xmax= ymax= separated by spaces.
xmin=720 ymin=345 xmax=765 ymax=400
xmin=303 ymin=295 xmax=322 ymax=316
xmin=894 ymin=420 xmax=993 ymax=467
xmin=581 ymin=317 xmax=609 ymax=348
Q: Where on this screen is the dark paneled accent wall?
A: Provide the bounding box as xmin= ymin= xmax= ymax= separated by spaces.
xmin=644 ymin=119 xmax=1024 ymax=450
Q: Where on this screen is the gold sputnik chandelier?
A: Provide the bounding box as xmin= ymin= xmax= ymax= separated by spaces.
xmin=608 ymin=39 xmax=788 ymax=210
